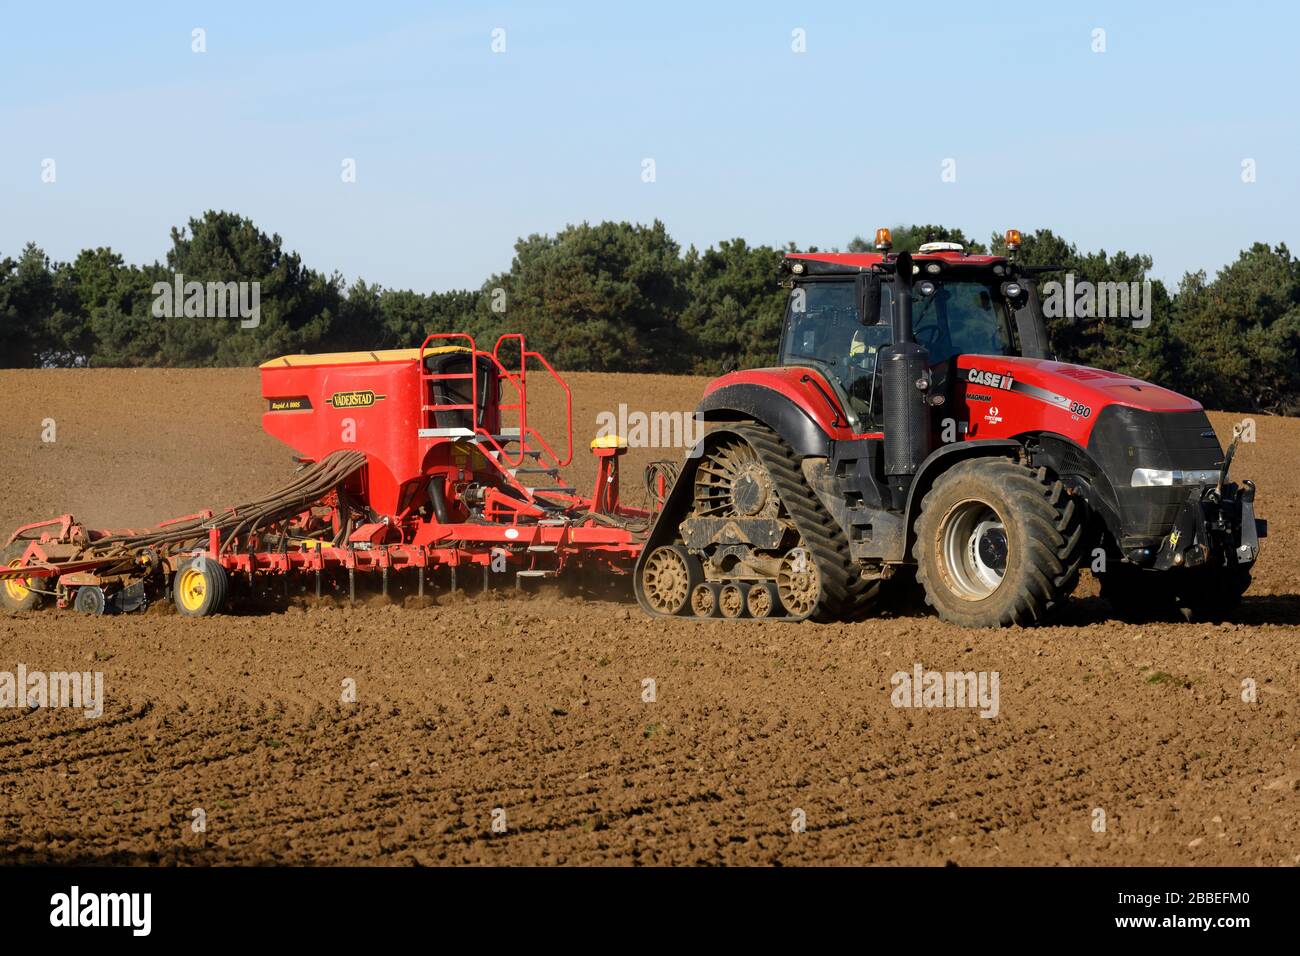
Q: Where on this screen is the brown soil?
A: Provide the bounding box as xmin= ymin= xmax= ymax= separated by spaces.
xmin=1 ymin=369 xmax=1296 ymax=865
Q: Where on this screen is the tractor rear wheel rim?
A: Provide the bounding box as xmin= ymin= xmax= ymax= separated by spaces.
xmin=940 ymin=500 xmax=1008 ymax=600
xmin=644 ymin=548 xmax=691 ymax=613
xmin=777 ymin=548 xmax=818 ymax=617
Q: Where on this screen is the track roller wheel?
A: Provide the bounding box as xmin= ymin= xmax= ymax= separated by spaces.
xmin=777 ymin=548 xmax=819 ymax=618
xmin=173 ymin=556 xmax=230 ymax=618
xmin=746 ymin=581 xmax=778 ymax=619
xmin=718 ymin=583 xmax=746 ymax=619
xmin=1 ymin=543 xmax=41 ymax=612
xmin=641 ymin=545 xmax=701 ymax=616
xmin=690 ymin=582 xmax=717 ymax=618
xmin=74 ymin=586 xmax=107 ymax=615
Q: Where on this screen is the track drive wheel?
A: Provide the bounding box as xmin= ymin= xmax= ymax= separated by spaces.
xmin=913 ymin=457 xmax=1086 ymax=627
xmin=641 ymin=545 xmax=702 ymax=616
xmin=694 ymin=438 xmax=780 ymax=518
xmin=1 ymin=543 xmax=41 ymax=612
xmin=173 ymin=556 xmax=230 ymax=618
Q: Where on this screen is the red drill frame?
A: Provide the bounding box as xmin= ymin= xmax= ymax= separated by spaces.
xmin=2 ymin=334 xmax=650 ymax=613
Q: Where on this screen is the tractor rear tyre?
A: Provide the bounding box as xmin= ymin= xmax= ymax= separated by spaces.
xmin=173 ymin=556 xmax=230 ymax=618
xmin=913 ymin=457 xmax=1086 ymax=627
xmin=1 ymin=543 xmax=41 ymax=612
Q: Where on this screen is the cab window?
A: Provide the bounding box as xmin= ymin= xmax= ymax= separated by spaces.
xmin=781 ymin=281 xmax=860 ymax=367
xmin=780 ymin=280 xmax=889 ymax=430
xmin=910 ymin=281 xmax=1015 ymax=364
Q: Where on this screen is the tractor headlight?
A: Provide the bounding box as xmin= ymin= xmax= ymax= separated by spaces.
xmin=1130 ymin=468 xmax=1220 ymax=487
xmin=1131 ymin=468 xmax=1174 ymax=487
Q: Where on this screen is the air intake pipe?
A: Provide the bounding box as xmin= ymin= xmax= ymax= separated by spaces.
xmin=879 ymin=252 xmax=932 ymax=509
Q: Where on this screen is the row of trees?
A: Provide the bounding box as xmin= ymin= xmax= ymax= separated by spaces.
xmin=2 ymin=211 xmax=1298 ymax=412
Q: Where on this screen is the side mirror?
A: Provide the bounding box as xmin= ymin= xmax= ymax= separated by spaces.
xmin=859 ymin=274 xmax=881 ymax=325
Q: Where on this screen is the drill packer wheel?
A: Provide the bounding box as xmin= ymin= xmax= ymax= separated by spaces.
xmin=173 ymin=555 xmax=230 ymax=618
xmin=73 ymin=586 xmax=107 ymax=615
xmin=0 ymin=543 xmax=42 ymax=612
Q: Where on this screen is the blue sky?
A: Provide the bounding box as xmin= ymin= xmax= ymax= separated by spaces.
xmin=1 ymin=1 xmax=1295 ymax=292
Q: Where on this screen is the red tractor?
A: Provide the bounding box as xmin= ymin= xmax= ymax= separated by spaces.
xmin=635 ymin=230 xmax=1266 ymax=626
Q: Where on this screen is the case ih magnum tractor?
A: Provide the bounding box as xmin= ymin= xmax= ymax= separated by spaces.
xmin=635 ymin=229 xmax=1265 ymax=626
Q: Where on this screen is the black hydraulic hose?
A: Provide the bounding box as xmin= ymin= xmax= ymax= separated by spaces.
xmin=427 ymin=478 xmax=452 ymax=524
xmin=84 ymin=450 xmax=368 ymax=558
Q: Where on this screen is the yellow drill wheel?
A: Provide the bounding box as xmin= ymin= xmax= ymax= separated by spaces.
xmin=172 ymin=556 xmax=230 ymax=617
xmin=0 ymin=545 xmax=41 ymax=612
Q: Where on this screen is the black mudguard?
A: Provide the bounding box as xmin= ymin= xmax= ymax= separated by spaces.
xmin=698 ymin=385 xmax=831 ymax=458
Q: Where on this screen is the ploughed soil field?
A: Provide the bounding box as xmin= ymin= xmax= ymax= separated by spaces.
xmin=1 ymin=367 xmax=1297 ymax=866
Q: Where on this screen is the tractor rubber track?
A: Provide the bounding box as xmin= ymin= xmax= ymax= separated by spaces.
xmin=731 ymin=423 xmax=880 ymax=622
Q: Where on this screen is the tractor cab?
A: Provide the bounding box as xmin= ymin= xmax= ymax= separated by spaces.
xmin=778 ymin=229 xmax=1047 ymax=432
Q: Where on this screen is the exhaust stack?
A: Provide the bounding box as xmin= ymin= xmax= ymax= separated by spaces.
xmin=880 ymin=252 xmax=932 ymax=509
